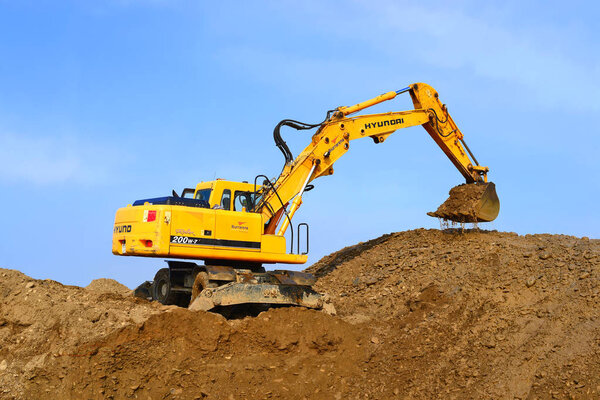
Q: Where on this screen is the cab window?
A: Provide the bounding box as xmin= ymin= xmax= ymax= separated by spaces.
xmin=181 ymin=188 xmax=195 ymax=198
xmin=220 ymin=190 xmax=231 ymax=210
xmin=194 ymin=189 xmax=211 ymax=203
xmin=234 ymin=191 xmax=252 ymax=211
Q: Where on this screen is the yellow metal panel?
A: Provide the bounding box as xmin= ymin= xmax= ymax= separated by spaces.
xmin=169 ymin=206 xmax=216 ymax=253
xmin=261 ymin=234 xmax=286 ymax=254
xmin=112 ymin=205 xmax=170 ymax=257
xmin=214 ymin=209 xmax=262 ymax=251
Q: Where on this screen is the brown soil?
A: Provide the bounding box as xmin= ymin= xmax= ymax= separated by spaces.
xmin=86 ymin=278 xmax=132 ymax=296
xmin=1 ymin=229 xmax=599 ymax=399
xmin=428 ymin=183 xmax=489 ymax=222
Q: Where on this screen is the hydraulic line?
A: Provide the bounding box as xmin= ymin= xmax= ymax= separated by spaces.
xmin=459 ymin=138 xmax=479 ymax=166
xmin=273 ymin=112 xmax=333 ymax=166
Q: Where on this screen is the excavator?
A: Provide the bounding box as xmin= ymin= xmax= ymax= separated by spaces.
xmin=112 ymin=83 xmax=499 ymax=313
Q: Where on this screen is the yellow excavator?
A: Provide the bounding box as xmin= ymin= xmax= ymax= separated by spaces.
xmin=112 ymin=83 xmax=499 ymax=313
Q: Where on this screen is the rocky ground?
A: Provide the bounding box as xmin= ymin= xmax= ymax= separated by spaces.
xmin=1 ymin=229 xmax=599 ymax=399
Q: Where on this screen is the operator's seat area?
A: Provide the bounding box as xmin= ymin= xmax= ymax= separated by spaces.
xmin=222 ymin=196 xmax=231 ymax=210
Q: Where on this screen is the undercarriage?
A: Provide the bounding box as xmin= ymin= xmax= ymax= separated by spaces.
xmin=133 ymin=261 xmax=335 ymax=315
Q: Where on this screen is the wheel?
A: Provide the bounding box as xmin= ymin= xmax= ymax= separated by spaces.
xmin=152 ymin=268 xmax=179 ymax=305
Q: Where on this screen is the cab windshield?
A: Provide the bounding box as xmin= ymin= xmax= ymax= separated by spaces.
xmin=194 ymin=189 xmax=211 ymax=202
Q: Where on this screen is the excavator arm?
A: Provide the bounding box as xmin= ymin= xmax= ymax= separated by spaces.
xmin=258 ymin=83 xmax=499 ymax=233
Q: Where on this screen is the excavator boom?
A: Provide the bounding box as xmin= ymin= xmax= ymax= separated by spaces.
xmin=258 ymin=83 xmax=499 ymax=227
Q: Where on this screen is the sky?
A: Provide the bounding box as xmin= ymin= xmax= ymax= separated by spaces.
xmin=0 ymin=0 xmax=598 ymax=289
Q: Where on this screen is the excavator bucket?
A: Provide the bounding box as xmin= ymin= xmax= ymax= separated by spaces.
xmin=428 ymin=182 xmax=500 ymax=223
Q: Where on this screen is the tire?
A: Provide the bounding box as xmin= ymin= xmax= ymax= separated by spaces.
xmin=152 ymin=268 xmax=179 ymax=305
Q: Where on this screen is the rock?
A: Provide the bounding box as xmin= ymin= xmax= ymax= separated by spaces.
xmin=539 ymin=252 xmax=551 ymax=260
xmin=579 ymin=272 xmax=590 ymax=280
xmin=370 ymin=337 xmax=380 ymax=344
xmin=363 ymin=277 xmax=378 ymax=286
xmin=0 ymin=360 xmax=7 ymax=371
xmin=526 ymin=277 xmax=537 ymax=288
xmin=25 ymin=282 xmax=35 ymax=289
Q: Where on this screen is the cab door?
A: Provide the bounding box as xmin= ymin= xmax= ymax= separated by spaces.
xmin=214 ymin=190 xmax=262 ymax=252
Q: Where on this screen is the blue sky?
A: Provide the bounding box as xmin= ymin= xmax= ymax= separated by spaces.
xmin=1 ymin=1 xmax=598 ymax=288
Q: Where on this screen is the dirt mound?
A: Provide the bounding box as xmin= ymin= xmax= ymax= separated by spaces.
xmin=1 ymin=228 xmax=599 ymax=399
xmin=86 ymin=278 xmax=132 ymax=296
xmin=28 ymin=308 xmax=367 ymax=399
xmin=308 ymin=229 xmax=600 ymax=398
xmin=0 ymin=269 xmax=165 ymax=398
